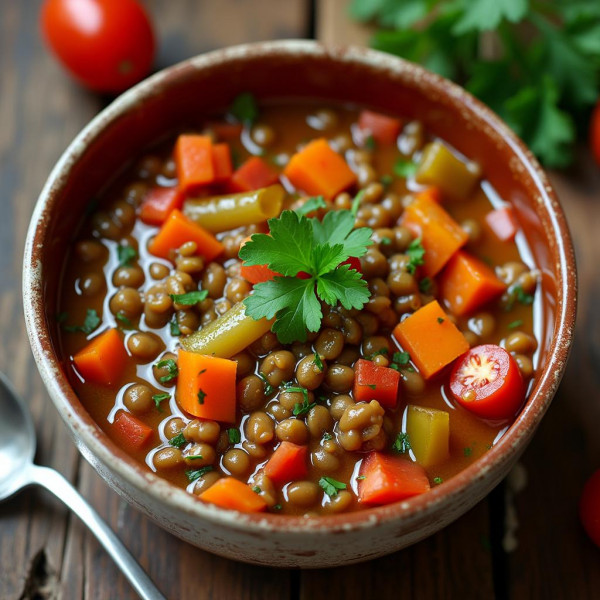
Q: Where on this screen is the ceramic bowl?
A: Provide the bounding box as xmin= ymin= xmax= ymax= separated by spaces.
xmin=23 ymin=40 xmax=576 ymax=567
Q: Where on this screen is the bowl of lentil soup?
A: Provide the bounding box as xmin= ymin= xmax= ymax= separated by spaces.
xmin=23 ymin=41 xmax=575 ymax=567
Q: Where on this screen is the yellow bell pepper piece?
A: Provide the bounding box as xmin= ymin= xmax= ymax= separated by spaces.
xmin=406 ymin=405 xmax=450 ymax=467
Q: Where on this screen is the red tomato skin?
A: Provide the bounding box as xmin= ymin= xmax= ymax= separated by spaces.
xmin=591 ymin=101 xmax=600 ymax=167
xmin=449 ymin=344 xmax=524 ymax=420
xmin=41 ymin=0 xmax=155 ymax=93
xmin=580 ymin=469 xmax=600 ymax=548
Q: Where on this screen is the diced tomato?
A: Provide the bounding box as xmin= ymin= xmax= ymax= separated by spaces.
xmin=230 ymin=156 xmax=279 ymax=192
xmin=341 ymin=256 xmax=362 ymax=274
xmin=358 ymin=110 xmax=403 ymax=146
xmin=353 ymin=359 xmax=400 ymax=408
xmin=485 ymin=206 xmax=519 ymax=242
xmin=111 ymin=411 xmax=153 ymax=453
xmin=139 ymin=187 xmax=184 ymax=226
xmin=449 ymin=344 xmax=525 ymax=420
xmin=264 ymin=441 xmax=308 ymax=485
xmin=212 ymin=143 xmax=233 ymax=183
xmin=580 ymin=469 xmax=600 ymax=548
xmin=358 ymin=452 xmax=430 ymax=505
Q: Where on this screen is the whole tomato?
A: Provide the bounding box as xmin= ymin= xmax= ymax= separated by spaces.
xmin=41 ymin=0 xmax=155 ymax=94
xmin=592 ymin=100 xmax=600 ymax=167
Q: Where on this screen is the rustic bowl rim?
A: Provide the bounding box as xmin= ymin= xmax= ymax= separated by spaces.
xmin=23 ymin=39 xmax=576 ymax=535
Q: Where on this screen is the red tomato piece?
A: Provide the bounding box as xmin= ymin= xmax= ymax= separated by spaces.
xmin=230 ymin=157 xmax=279 ymax=192
xmin=358 ymin=110 xmax=403 ymax=146
xmin=340 ymin=256 xmax=362 ymax=274
xmin=353 ymin=359 xmax=400 ymax=408
xmin=139 ymin=187 xmax=184 ymax=226
xmin=264 ymin=442 xmax=308 ymax=485
xmin=41 ymin=0 xmax=155 ymax=93
xmin=591 ymin=100 xmax=600 ymax=167
xmin=485 ymin=207 xmax=519 ymax=242
xmin=449 ymin=344 xmax=525 ymax=420
xmin=111 ymin=411 xmax=153 ymax=453
xmin=358 ymin=453 xmax=430 ymax=505
xmin=580 ymin=469 xmax=600 ymax=548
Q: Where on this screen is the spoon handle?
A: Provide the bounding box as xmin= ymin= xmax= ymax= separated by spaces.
xmin=30 ymin=464 xmax=166 ymax=600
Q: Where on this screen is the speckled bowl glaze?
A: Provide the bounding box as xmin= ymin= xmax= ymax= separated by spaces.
xmin=23 ymin=40 xmax=576 ymax=568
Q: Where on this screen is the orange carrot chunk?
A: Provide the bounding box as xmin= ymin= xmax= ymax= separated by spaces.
xmin=111 ymin=411 xmax=153 ymax=453
xmin=392 ymin=300 xmax=469 ymax=380
xmin=73 ymin=328 xmax=127 ymax=385
xmin=230 ymin=156 xmax=279 ymax=192
xmin=283 ymin=138 xmax=357 ymax=199
xmin=148 ymin=209 xmax=224 ymax=261
xmin=212 ymin=143 xmax=233 ymax=183
xmin=263 ymin=441 xmax=308 ymax=485
xmin=175 ymin=134 xmax=215 ymax=193
xmin=358 ymin=110 xmax=403 ymax=145
xmin=199 ymin=477 xmax=267 ymax=513
xmin=401 ymin=192 xmax=468 ymax=276
xmin=139 ymin=187 xmax=184 ymax=226
xmin=176 ymin=350 xmax=237 ymax=423
xmin=358 ymin=452 xmax=430 ymax=505
xmin=485 ymin=206 xmax=519 ymax=242
xmin=353 ymin=359 xmax=401 ymax=408
xmin=439 ymin=251 xmax=506 ymax=316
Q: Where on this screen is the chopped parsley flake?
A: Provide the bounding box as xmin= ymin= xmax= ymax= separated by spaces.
xmin=369 ymin=348 xmax=388 ymax=360
xmin=257 ymin=372 xmax=274 ymax=395
xmin=319 ymin=476 xmax=347 ymax=497
xmin=380 ymin=236 xmax=392 ymax=245
xmin=419 ymin=277 xmax=432 ymax=294
xmin=508 ymin=319 xmax=524 ymax=329
xmin=313 ymin=353 xmax=324 ymax=370
xmin=380 ymin=174 xmax=393 ymax=187
xmin=505 ymin=284 xmax=534 ymax=311
xmin=169 ymin=290 xmax=208 ymax=306
xmin=392 ymin=432 xmax=412 ymax=454
xmin=152 ymin=393 xmax=170 ymax=411
xmin=117 ymin=245 xmax=137 ymax=267
xmin=366 ymin=384 xmax=377 ymax=389
xmin=197 ymin=389 xmax=206 ymax=404
xmin=322 ymin=433 xmax=333 ymax=441
xmin=464 ymin=446 xmax=473 ymax=457
xmin=292 ymin=396 xmax=316 ymax=417
xmin=186 ymin=465 xmax=214 ymax=482
xmin=433 ymin=477 xmax=444 ymax=485
xmin=393 ymin=158 xmax=418 ymax=179
xmin=406 ymin=237 xmax=425 ymax=274
xmin=155 ymin=359 xmax=178 ymax=383
xmin=437 ymin=317 xmax=445 ymax=324
xmin=252 ymin=486 xmax=262 ymax=494
xmin=227 ymin=428 xmax=241 ymax=444
xmin=272 ymin=504 xmax=282 ymax=511
xmin=169 ymin=432 xmax=187 ymax=448
xmin=116 ymin=312 xmax=133 ymax=328
xmin=389 ymin=351 xmax=411 ymax=371
xmin=364 ymin=135 xmax=377 ymax=150
xmin=63 ymin=308 xmax=101 ymax=334
xmin=229 ymin=92 xmax=258 ymax=124
xmin=186 ymin=455 xmax=204 ymax=460
xmin=170 ymin=315 xmax=181 ymax=337
xmin=356 ymin=475 xmax=366 ymax=480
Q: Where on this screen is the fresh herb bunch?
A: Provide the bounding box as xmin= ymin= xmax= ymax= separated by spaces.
xmin=350 ymin=0 xmax=600 ymax=167
xmin=240 ymin=202 xmax=372 ymax=343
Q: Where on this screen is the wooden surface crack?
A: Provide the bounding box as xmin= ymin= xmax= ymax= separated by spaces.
xmin=18 ymin=548 xmax=59 ymax=600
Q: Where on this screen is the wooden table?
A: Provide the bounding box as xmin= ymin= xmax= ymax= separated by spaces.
xmin=1 ymin=1 xmax=599 ymax=598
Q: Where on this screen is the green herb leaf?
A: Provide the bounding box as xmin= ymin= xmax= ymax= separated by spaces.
xmin=406 ymin=237 xmax=425 ymax=274
xmin=380 ymin=174 xmax=394 ymax=187
xmin=364 ymin=135 xmax=377 ymax=150
xmin=292 ymin=396 xmax=316 ymax=417
xmin=507 ymin=319 xmax=523 ymax=329
xmin=323 ymin=433 xmax=333 ymax=441
xmin=393 ymin=432 xmax=412 ymax=454
xmin=155 ymin=359 xmax=178 ymax=383
xmin=295 ymin=196 xmax=327 ymax=216
xmin=433 ymin=476 xmax=443 ymax=485
xmin=393 ymin=158 xmax=418 ymax=178
xmin=197 ymin=389 xmax=206 ymax=404
xmin=369 ymin=348 xmax=388 ymax=360
xmin=252 ymin=486 xmax=262 ymax=494
xmin=169 ymin=290 xmax=208 ymax=306
xmin=272 ymin=504 xmax=282 ymax=510
xmin=313 ymin=353 xmax=324 ymax=370
xmin=257 ymin=371 xmax=274 ymax=396
xmin=116 ymin=312 xmax=133 ymax=329
xmin=186 ymin=465 xmax=214 ymax=482
xmin=319 ymin=476 xmax=347 ymax=497
xmin=464 ymin=446 xmax=473 ymax=457
xmin=390 ymin=351 xmax=411 ymax=370
xmin=229 ymin=92 xmax=258 ymax=124
xmin=117 ymin=245 xmax=137 ymax=267
xmin=186 ymin=455 xmax=204 ymax=460
xmin=152 ymin=393 xmax=170 ymax=410
xmin=170 ymin=315 xmax=181 ymax=337
xmin=63 ymin=308 xmax=101 ymax=334
xmin=169 ymin=432 xmax=187 ymax=448
xmin=437 ymin=317 xmax=445 ymax=324
xmin=227 ymin=428 xmax=241 ymax=444
xmin=419 ymin=277 xmax=432 ymax=294
xmin=452 ymin=0 xmax=528 ymax=35
xmin=356 ymin=475 xmax=366 ymax=480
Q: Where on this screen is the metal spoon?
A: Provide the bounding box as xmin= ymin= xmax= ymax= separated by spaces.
xmin=0 ymin=372 xmax=165 ymax=600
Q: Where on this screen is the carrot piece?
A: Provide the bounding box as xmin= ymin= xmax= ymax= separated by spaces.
xmin=176 ymin=350 xmax=237 ymax=422
xmin=111 ymin=411 xmax=153 ymax=453
xmin=358 ymin=110 xmax=403 ymax=145
xmin=139 ymin=187 xmax=184 ymax=226
xmin=392 ymin=300 xmax=469 ymax=379
xmin=263 ymin=441 xmax=308 ymax=485
xmin=230 ymin=156 xmax=279 ymax=192
xmin=401 ymin=193 xmax=468 ymax=276
xmin=415 ymin=186 xmax=442 ymax=204
xmin=199 ymin=477 xmax=267 ymax=513
xmin=353 ymin=359 xmax=400 ymax=408
xmin=239 ymin=235 xmax=281 ymax=284
xmin=283 ymin=138 xmax=357 ymax=199
xmin=72 ymin=328 xmax=127 ymax=385
xmin=485 ymin=206 xmax=519 ymax=242
xmin=358 ymin=452 xmax=430 ymax=505
xmin=148 ymin=209 xmax=224 ymax=261
xmin=212 ymin=143 xmax=233 ymax=183
xmin=439 ymin=251 xmax=506 ymax=316
xmin=175 ymin=134 xmax=215 ymax=193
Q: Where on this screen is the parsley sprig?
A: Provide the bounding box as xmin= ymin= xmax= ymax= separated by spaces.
xmin=241 ymin=208 xmax=373 ymax=343
xmin=319 ymin=476 xmax=347 ymax=497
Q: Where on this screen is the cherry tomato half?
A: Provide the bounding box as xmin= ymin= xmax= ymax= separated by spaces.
xmin=591 ymin=100 xmax=600 ymax=167
xmin=449 ymin=344 xmax=524 ymax=420
xmin=41 ymin=0 xmax=155 ymax=93
xmin=580 ymin=469 xmax=600 ymax=548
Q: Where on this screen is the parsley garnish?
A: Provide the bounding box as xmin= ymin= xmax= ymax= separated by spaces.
xmin=284 ymin=384 xmax=309 ymax=404
xmin=227 ymin=428 xmax=241 ymax=444
xmin=319 ymin=476 xmax=347 ymax=497
xmin=380 ymin=237 xmax=392 ymax=245
xmin=117 ymin=245 xmax=137 ymax=267
xmin=186 ymin=455 xmax=204 ymax=460
xmin=155 ymin=359 xmax=178 ymax=383
xmin=437 ymin=317 xmax=445 ymax=324
xmin=419 ymin=277 xmax=432 ymax=294
xmin=252 ymin=486 xmax=262 ymax=494
xmin=197 ymin=389 xmax=206 ymax=404
xmin=295 ymin=196 xmax=327 ymax=217
xmin=272 ymin=504 xmax=282 ymax=511
xmin=186 ymin=465 xmax=214 ymax=482
xmin=169 ymin=432 xmax=187 ymax=448
xmin=257 ymin=372 xmax=274 ymax=396
xmin=508 ymin=319 xmax=523 ymax=329
xmin=368 ymin=348 xmax=388 ymax=360
xmin=356 ymin=475 xmax=366 ymax=480
xmin=240 ymin=207 xmax=372 ymax=343
xmin=63 ymin=308 xmax=101 ymax=334
xmin=169 ymin=290 xmax=208 ymax=306
xmin=313 ymin=353 xmax=324 ymax=370
xmin=464 ymin=446 xmax=473 ymax=457
xmin=229 ymin=92 xmax=258 ymax=125
xmin=505 ymin=284 xmax=534 ymax=311
xmin=170 ymin=316 xmax=181 ymax=337
xmin=365 ymin=135 xmax=377 ymax=150
xmin=406 ymin=237 xmax=425 ymax=274
xmin=393 ymin=158 xmax=418 ymax=178
xmin=292 ymin=396 xmax=316 ymax=417
xmin=366 ymin=384 xmax=377 ymax=390
xmin=433 ymin=476 xmax=443 ymax=485
xmin=116 ymin=312 xmax=133 ymax=329
xmin=322 ymin=433 xmax=333 ymax=441
xmin=152 ymin=393 xmax=170 ymax=411
xmin=380 ymin=174 xmax=393 ymax=187
xmin=393 ymin=432 xmax=412 ymax=454
xmin=389 ymin=351 xmax=411 ymax=371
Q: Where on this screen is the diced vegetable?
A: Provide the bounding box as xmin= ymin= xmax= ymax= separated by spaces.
xmin=212 ymin=143 xmax=233 ymax=183
xmin=139 ymin=187 xmax=184 ymax=226
xmin=401 ymin=191 xmax=468 ymax=276
xmin=176 ymin=350 xmax=237 ymax=422
xmin=111 ymin=411 xmax=153 ymax=453
xmin=406 ymin=405 xmax=450 ymax=468
xmin=180 ymin=301 xmax=273 ymax=358
xmin=358 ymin=110 xmax=403 ymax=145
xmin=199 ymin=477 xmax=267 ymax=513
xmin=353 ymin=359 xmax=400 ymax=408
xmin=392 ymin=300 xmax=469 ymax=379
xmin=184 ymin=184 xmax=284 ymax=233
xmin=175 ymin=134 xmax=215 ymax=193
xmin=580 ymin=469 xmax=600 ymax=548
xmin=485 ymin=206 xmax=519 ymax=242
xmin=283 ymin=138 xmax=357 ymax=199
xmin=341 ymin=256 xmax=362 ymax=274
xmin=148 ymin=209 xmax=224 ymax=261
xmin=439 ymin=251 xmax=506 ymax=316
xmin=230 ymin=156 xmax=279 ymax=192
xmin=263 ymin=441 xmax=308 ymax=485
xmin=72 ymin=328 xmax=127 ymax=385
xmin=415 ymin=141 xmax=480 ymax=199
xmin=358 ymin=452 xmax=430 ymax=505
xmin=206 ymin=121 xmax=243 ymax=141
xmin=449 ymin=344 xmax=525 ymax=420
